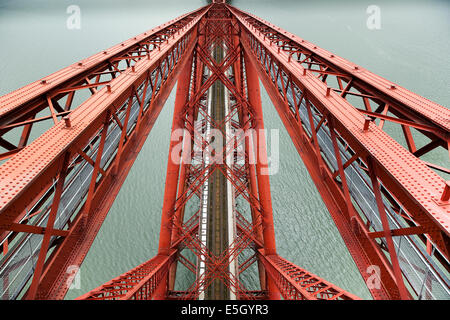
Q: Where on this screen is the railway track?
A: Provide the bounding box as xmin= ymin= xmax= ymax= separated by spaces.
xmin=205 ymin=44 xmax=229 ymax=300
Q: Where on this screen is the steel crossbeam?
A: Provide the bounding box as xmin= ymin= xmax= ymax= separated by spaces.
xmin=0 ymin=2 xmax=447 ymax=300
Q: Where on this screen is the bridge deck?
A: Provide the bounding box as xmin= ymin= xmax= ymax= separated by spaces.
xmin=205 ymin=44 xmax=229 ymax=300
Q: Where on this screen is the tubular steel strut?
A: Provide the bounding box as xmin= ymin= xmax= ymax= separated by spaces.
xmin=0 ymin=2 xmax=448 ymax=300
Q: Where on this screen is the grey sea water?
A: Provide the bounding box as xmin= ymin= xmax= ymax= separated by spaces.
xmin=0 ymin=0 xmax=448 ymax=300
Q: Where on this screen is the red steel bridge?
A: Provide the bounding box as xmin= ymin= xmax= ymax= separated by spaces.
xmin=0 ymin=1 xmax=449 ymax=300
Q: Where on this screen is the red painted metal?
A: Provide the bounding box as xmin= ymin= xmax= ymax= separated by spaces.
xmin=75 ymin=252 xmax=176 ymax=300
xmin=76 ymin=4 xmax=358 ymax=301
xmin=0 ymin=6 xmax=208 ymax=161
xmin=158 ymin=53 xmax=194 ymax=256
xmin=228 ymin=6 xmax=450 ymax=166
xmin=0 ymin=2 xmax=448 ymax=300
xmin=0 ymin=6 xmax=209 ymax=299
xmin=258 ymin=250 xmax=361 ymax=300
xmin=229 ymin=4 xmax=449 ymax=300
xmin=244 ymin=52 xmax=280 ymax=300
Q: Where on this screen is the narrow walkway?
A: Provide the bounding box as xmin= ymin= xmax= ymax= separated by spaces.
xmin=205 ymin=44 xmax=229 ymax=300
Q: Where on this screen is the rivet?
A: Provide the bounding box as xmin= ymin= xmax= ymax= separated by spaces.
xmin=363 ymin=117 xmax=371 ymax=131
xmin=63 ymin=116 xmax=71 ymax=128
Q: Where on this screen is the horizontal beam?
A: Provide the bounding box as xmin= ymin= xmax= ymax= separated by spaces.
xmin=258 ymin=251 xmax=360 ymax=300
xmin=1 ymin=222 xmax=68 ymax=237
xmin=358 ymin=109 xmax=442 ymax=134
xmin=76 ymin=252 xmax=175 ymax=300
xmin=368 ymin=226 xmax=427 ymax=239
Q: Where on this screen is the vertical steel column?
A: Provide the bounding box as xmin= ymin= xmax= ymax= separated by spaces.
xmin=242 ymin=109 xmax=267 ymax=291
xmin=244 ymin=51 xmax=280 ymax=300
xmin=233 ymin=44 xmax=266 ymax=290
xmin=167 ymin=25 xmax=205 ymax=292
xmin=168 ymin=56 xmax=198 ymax=291
xmin=158 ymin=55 xmax=194 ymax=257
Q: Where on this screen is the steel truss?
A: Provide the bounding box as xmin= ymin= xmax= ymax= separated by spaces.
xmin=76 ymin=3 xmax=357 ymax=301
xmin=0 ymin=2 xmax=448 ymax=300
xmin=0 ymin=6 xmax=209 ymax=299
xmin=229 ymin=4 xmax=449 ymax=300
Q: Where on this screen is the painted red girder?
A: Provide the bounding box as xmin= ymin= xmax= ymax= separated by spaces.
xmin=76 ymin=249 xmax=359 ymax=300
xmin=258 ymin=250 xmax=361 ymax=300
xmin=0 ymin=6 xmax=209 ymax=300
xmin=229 ymin=5 xmax=449 ymax=300
xmin=158 ymin=10 xmax=265 ymax=299
xmin=77 ymin=197 xmax=355 ymax=300
xmin=76 ymin=252 xmax=176 ymax=300
xmin=0 ymin=2 xmax=448 ymax=301
xmin=228 ymin=6 xmax=450 ymax=168
xmin=78 ymin=5 xmax=360 ymax=301
xmin=0 ymin=6 xmax=209 ymax=162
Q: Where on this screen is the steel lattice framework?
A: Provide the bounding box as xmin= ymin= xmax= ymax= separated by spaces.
xmin=0 ymin=2 xmax=449 ymax=300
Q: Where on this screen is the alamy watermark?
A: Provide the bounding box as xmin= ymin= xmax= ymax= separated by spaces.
xmin=66 ymin=5 xmax=81 ymax=30
xmin=366 ymin=5 xmax=381 ymax=30
xmin=170 ymin=123 xmax=280 ymax=176
xmin=66 ymin=265 xmax=81 ymax=290
xmin=366 ymin=265 xmax=381 ymax=289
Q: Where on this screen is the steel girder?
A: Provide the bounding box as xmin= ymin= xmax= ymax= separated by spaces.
xmin=77 ymin=3 xmax=359 ymax=301
xmin=0 ymin=2 xmax=447 ymax=301
xmin=229 ymin=6 xmax=450 ymax=173
xmin=258 ymin=250 xmax=361 ymax=300
xmin=0 ymin=6 xmax=209 ymax=162
xmin=228 ymin=5 xmax=449 ymax=300
xmin=76 ymin=252 xmax=176 ymax=300
xmin=0 ymin=6 xmax=210 ymax=300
